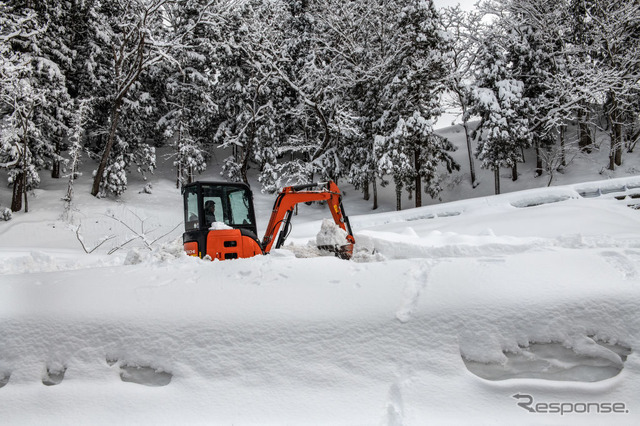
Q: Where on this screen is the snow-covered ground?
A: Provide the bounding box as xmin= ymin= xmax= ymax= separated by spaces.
xmin=1 ymin=127 xmax=640 ymax=424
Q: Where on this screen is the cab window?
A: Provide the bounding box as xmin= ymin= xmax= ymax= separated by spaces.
xmin=184 ymin=187 xmax=199 ymax=229
xmin=228 ymin=188 xmax=252 ymax=226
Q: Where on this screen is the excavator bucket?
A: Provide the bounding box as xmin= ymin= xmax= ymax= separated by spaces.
xmin=317 ymin=243 xmax=355 ymax=260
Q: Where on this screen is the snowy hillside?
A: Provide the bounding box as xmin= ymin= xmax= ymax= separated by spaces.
xmin=1 ymin=126 xmax=640 ymax=424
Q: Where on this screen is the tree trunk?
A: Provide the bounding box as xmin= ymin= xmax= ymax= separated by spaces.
xmin=363 ymin=178 xmax=370 ymax=201
xmin=614 ymin=122 xmax=622 ymax=167
xmin=494 ymin=168 xmax=500 ymax=195
xmin=240 ymin=137 xmax=253 ymax=185
xmin=560 ymin=125 xmax=566 ymax=167
xmin=52 ymin=158 xmax=61 ymax=179
xmin=511 ymin=162 xmax=518 ymax=181
xmin=578 ymin=108 xmax=592 ymax=153
xmin=23 ymin=168 xmax=28 ymax=213
xmin=372 ymin=178 xmax=378 ymax=210
xmin=395 ymin=184 xmax=402 ymax=211
xmin=91 ymin=101 xmax=122 ymax=196
xmin=11 ymin=172 xmax=23 ymax=212
xmin=534 ymin=138 xmax=543 ymax=177
xmin=176 ymin=126 xmax=182 ymax=189
xmin=609 ymin=152 xmax=615 ymax=170
xmin=414 ymin=149 xmax=422 ymax=208
xmin=628 ymin=129 xmax=640 ymax=153
xmin=463 ymin=121 xmax=477 ymax=188
xmin=51 ymin=140 xmax=62 ymax=178
xmin=607 ymin=103 xmax=622 ymax=170
xmin=609 ymin=96 xmax=623 ymax=167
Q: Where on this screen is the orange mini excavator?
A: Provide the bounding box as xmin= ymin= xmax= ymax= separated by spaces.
xmin=182 ymin=181 xmax=355 ymax=260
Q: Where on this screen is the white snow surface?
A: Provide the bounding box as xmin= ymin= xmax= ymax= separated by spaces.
xmin=1 ymin=149 xmax=640 ymax=424
xmin=209 ymin=221 xmax=233 ymax=230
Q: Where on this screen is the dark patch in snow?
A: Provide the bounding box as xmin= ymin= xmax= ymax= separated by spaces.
xmin=463 ymin=340 xmax=631 ymax=383
xmin=615 ymin=192 xmax=640 ymax=200
xmin=578 ymin=189 xmax=601 ymax=198
xmin=0 ymin=373 xmax=9 ymax=388
xmin=120 ymin=365 xmax=172 ymax=387
xmin=405 ymin=213 xmax=436 ymax=221
xmin=436 ymin=211 xmax=462 ymax=217
xmin=42 ymin=366 xmax=66 ymax=386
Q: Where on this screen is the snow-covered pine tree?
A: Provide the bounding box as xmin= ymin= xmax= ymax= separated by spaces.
xmin=580 ymin=0 xmax=640 ymax=170
xmin=211 ymin=1 xmax=281 ymax=187
xmin=0 ymin=3 xmax=68 ymax=212
xmin=0 ymin=76 xmax=45 ymax=212
xmin=488 ymin=0 xmax=571 ymax=179
xmin=9 ymin=0 xmax=75 ymax=179
xmin=336 ymin=0 xmax=402 ymax=209
xmin=158 ymin=0 xmax=221 ymax=188
xmin=374 ymin=0 xmax=458 ymax=209
xmin=469 ymin=30 xmax=531 ymax=195
xmin=241 ymin=0 xmax=361 ymax=191
xmin=63 ymin=98 xmax=91 ymax=217
xmin=566 ymin=0 xmax=640 ymax=168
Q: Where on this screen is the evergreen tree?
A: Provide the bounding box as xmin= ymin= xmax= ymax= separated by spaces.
xmin=469 ymin=33 xmax=531 ymax=195
xmin=213 ymin=1 xmax=280 ymax=187
xmin=11 ymin=0 xmax=75 ymax=179
xmin=374 ymin=0 xmax=458 ymax=209
xmin=158 ymin=0 xmax=223 ymax=188
xmin=0 ymin=2 xmax=69 ymax=211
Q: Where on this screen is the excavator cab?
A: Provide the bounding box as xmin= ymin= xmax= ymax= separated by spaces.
xmin=182 ymin=181 xmax=263 ymax=260
xmin=182 ymin=180 xmax=355 ymax=260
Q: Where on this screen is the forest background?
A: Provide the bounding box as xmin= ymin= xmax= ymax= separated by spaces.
xmin=1 ymin=0 xmax=639 ymax=214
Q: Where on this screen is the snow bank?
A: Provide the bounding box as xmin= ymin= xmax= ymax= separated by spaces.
xmin=1 ymin=177 xmax=640 ymax=424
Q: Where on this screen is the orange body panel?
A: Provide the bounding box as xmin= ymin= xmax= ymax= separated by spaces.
xmin=184 ymin=241 xmax=199 ymax=257
xmin=206 ymin=229 xmax=262 ymax=260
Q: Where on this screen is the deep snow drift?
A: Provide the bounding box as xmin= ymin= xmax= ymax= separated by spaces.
xmin=2 ymin=116 xmax=640 ymax=424
xmin=1 ymin=170 xmax=640 ymax=424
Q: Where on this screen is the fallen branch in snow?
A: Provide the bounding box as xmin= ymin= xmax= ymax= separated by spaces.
xmin=101 ymin=209 xmax=182 ymax=255
xmin=74 ymin=208 xmax=182 ymax=255
xmin=75 ymin=224 xmax=116 ymax=254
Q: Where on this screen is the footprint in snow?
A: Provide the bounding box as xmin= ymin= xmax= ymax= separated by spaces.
xmin=601 ymin=251 xmax=637 ymax=279
xmin=462 ymin=339 xmax=632 ymax=383
xmin=0 ymin=373 xmax=9 ymax=388
xmin=42 ymin=366 xmax=66 ymax=386
xmin=395 ymin=264 xmax=430 ymax=323
xmin=108 ymin=358 xmax=172 ymax=387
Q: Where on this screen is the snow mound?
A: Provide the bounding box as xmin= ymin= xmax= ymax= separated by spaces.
xmin=209 ymin=221 xmax=232 ymax=230
xmin=315 ymin=218 xmax=349 ymax=247
xmin=123 ymin=238 xmax=189 ymax=265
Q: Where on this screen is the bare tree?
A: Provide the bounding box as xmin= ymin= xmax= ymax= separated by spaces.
xmin=441 ymin=5 xmax=482 ymax=189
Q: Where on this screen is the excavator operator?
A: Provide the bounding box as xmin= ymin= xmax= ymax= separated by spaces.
xmin=204 ymin=200 xmax=216 ymax=226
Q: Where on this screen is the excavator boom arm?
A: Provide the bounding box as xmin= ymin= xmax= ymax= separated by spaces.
xmin=261 ymin=181 xmax=354 ymax=253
